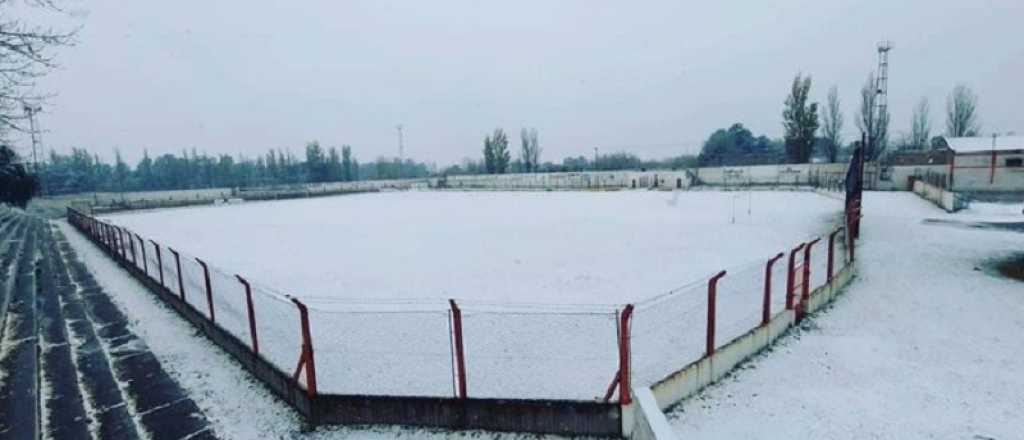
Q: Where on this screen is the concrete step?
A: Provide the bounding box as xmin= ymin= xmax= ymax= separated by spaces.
xmin=0 ymin=217 xmax=42 ymax=439
xmin=37 ymin=224 xmax=94 ymax=440
xmin=55 ymin=226 xmax=217 ymax=440
xmin=0 ymin=211 xmax=216 ymax=440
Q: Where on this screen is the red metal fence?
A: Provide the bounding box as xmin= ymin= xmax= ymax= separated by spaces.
xmin=67 ymin=207 xmax=852 ymax=405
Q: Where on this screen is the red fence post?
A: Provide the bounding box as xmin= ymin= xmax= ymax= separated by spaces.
xmin=799 ymin=238 xmax=822 ymax=321
xmin=448 ymin=299 xmax=468 ymax=399
xmin=786 ymin=243 xmax=806 ymax=310
xmin=151 ymin=240 xmax=164 ymax=287
xmin=136 ymin=233 xmax=148 ymax=276
xmin=125 ymin=229 xmax=137 ymax=267
xmin=706 ymin=270 xmax=727 ymax=358
xmin=235 ymin=275 xmax=259 ymax=355
xmin=169 ymin=248 xmax=185 ymax=301
xmin=122 ymin=229 xmax=130 ymax=260
xmin=849 ymin=221 xmax=856 ymax=262
xmin=114 ymin=227 xmax=123 ymax=258
xmin=291 ymin=298 xmax=318 ymax=397
xmin=828 ymin=227 xmax=844 ymax=283
xmin=846 ymin=209 xmax=858 ymax=262
xmin=618 ymin=304 xmax=634 ymax=405
xmin=118 ymin=228 xmax=126 ymax=259
xmin=196 ymin=258 xmax=215 ymax=323
xmin=763 ymin=253 xmax=784 ymax=326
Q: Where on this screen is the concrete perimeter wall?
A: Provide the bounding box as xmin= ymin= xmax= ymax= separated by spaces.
xmin=649 ymin=263 xmax=856 ymax=411
xmin=624 ymin=387 xmax=678 ymax=440
xmin=43 ymin=161 xmax=985 ymax=218
xmin=912 ymin=180 xmax=966 ymax=212
xmin=39 ymin=158 xmax=1024 ymax=218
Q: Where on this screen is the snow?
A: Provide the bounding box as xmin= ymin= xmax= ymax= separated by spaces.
xmin=957 ymin=200 xmax=1024 ymax=221
xmin=104 ymin=190 xmax=841 ymax=305
xmin=668 ymin=193 xmax=1024 ymax=439
xmin=95 ymin=190 xmax=842 ymax=399
xmin=943 ymin=135 xmax=1024 ymax=153
xmin=60 ymin=220 xmax=600 ymax=440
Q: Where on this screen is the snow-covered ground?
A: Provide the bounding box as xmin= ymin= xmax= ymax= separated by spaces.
xmin=105 ymin=190 xmax=841 ymax=305
xmin=58 ymin=220 xmax=594 ymax=440
xmin=669 ymin=193 xmax=1024 ymax=439
xmin=97 ymin=190 xmax=842 ymax=399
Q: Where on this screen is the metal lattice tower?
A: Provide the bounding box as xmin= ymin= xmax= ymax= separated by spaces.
xmin=23 ymin=104 xmax=43 ymax=174
xmin=396 ymin=124 xmax=404 ymax=178
xmin=875 ymin=41 xmax=892 ymax=124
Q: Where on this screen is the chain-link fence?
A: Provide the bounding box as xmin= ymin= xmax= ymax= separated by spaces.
xmin=67 ymin=208 xmax=852 ymax=404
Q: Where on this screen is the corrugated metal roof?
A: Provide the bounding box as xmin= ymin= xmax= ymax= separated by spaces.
xmin=942 ymin=136 xmax=1024 ymax=153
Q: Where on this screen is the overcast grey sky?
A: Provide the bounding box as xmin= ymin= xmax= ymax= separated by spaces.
xmin=18 ymin=0 xmax=1024 ymax=165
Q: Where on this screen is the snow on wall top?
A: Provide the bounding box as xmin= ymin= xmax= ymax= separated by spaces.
xmin=941 ymin=136 xmax=1024 ymax=154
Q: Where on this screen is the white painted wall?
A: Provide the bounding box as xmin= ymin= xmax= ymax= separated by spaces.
xmin=952 ymin=151 xmax=1024 ymax=192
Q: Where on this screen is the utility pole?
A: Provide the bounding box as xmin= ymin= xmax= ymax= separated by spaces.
xmin=24 ymin=104 xmax=44 ymax=194
xmin=396 ymin=124 xmax=404 ymax=179
xmin=23 ymin=104 xmax=42 ymax=174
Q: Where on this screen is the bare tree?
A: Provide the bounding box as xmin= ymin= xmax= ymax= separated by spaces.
xmin=910 ymin=97 xmax=930 ymax=149
xmin=821 ymin=85 xmax=843 ymax=162
xmin=855 ymin=73 xmax=889 ymax=161
xmin=945 ymin=84 xmax=980 ymax=137
xmin=490 ymin=128 xmax=510 ymax=174
xmin=782 ymin=74 xmax=819 ymax=163
xmin=0 ymin=1 xmax=75 ymax=136
xmin=518 ymin=127 xmax=540 ymax=172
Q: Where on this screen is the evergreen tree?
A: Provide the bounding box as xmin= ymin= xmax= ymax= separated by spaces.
xmin=114 ymin=150 xmax=130 ymax=193
xmin=341 ymin=145 xmax=354 ymax=181
xmin=305 ymin=141 xmax=327 ymax=182
xmin=0 ymin=145 xmax=39 ymax=207
xmin=137 ymin=150 xmax=154 ymax=190
xmin=327 ymin=147 xmax=341 ymax=181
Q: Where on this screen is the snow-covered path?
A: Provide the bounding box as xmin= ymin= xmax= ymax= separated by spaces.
xmin=669 ymin=192 xmax=1024 ymax=439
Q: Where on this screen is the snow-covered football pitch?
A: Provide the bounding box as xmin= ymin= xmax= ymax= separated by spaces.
xmin=103 ymin=189 xmax=844 ymax=400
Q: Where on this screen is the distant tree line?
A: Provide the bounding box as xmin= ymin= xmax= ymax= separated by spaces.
xmin=470 ymin=126 xmax=697 ymax=175
xmin=39 ymin=142 xmax=433 ymax=195
xmin=17 ymin=76 xmax=991 ymax=201
xmin=696 ymin=73 xmax=987 ymax=167
xmin=446 ymin=150 xmax=697 ymax=176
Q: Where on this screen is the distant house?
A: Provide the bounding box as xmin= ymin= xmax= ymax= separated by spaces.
xmin=932 ymin=136 xmax=1024 ymax=192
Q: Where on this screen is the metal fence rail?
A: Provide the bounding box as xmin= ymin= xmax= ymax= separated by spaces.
xmin=66 ymin=207 xmax=851 ymax=407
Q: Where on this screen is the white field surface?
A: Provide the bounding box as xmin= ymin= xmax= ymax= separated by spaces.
xmin=90 ymin=189 xmax=847 ymax=403
xmin=95 ymin=189 xmax=844 ymax=400
xmin=669 ymin=194 xmax=1024 ymax=439
xmin=107 ymin=190 xmax=840 ymax=305
xmin=59 ymin=221 xmax=587 ymax=440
